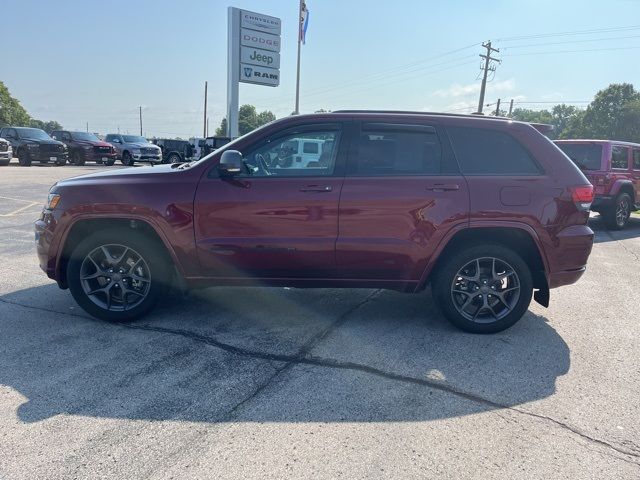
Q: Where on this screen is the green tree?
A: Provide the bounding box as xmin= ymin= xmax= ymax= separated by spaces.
xmin=512 ymin=105 xmax=583 ymax=139
xmin=215 ymin=105 xmax=276 ymax=136
xmin=0 ymin=81 xmax=30 ymax=127
xmin=29 ymin=119 xmax=63 ymax=134
xmin=579 ymin=83 xmax=640 ymax=141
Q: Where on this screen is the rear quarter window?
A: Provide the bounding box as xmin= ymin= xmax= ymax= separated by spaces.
xmin=611 ymin=146 xmax=629 ymax=169
xmin=448 ymin=126 xmax=541 ymax=175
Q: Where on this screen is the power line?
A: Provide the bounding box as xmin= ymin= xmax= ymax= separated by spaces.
xmin=502 ymin=45 xmax=640 ymax=57
xmin=497 ymin=24 xmax=640 ymax=42
xmin=502 ymin=34 xmax=640 ymax=49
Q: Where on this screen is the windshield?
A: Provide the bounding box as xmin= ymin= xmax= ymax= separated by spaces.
xmin=71 ymin=132 xmax=100 ymax=142
xmin=122 ymin=135 xmax=147 ymax=143
xmin=556 ymin=143 xmax=603 ymax=170
xmin=15 ymin=128 xmax=51 ymax=141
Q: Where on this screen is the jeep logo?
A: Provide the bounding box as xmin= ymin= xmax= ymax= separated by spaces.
xmin=249 ymin=50 xmax=274 ymax=66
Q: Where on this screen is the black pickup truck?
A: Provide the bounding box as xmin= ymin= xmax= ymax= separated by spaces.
xmin=0 ymin=127 xmax=68 ymax=166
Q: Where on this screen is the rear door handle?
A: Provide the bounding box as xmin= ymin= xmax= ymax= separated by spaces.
xmin=299 ymin=185 xmax=333 ymax=192
xmin=426 ymin=184 xmax=460 ymax=192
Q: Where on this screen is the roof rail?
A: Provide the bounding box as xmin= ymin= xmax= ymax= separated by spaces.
xmin=332 ymin=110 xmax=554 ymax=133
xmin=333 ymin=110 xmax=511 ymax=120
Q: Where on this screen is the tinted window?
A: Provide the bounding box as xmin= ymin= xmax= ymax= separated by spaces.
xmin=556 ymin=143 xmax=603 ymax=170
xmin=303 ymin=142 xmax=319 ymax=154
xmin=611 ymin=146 xmax=629 ymax=169
xmin=349 ymin=127 xmax=442 ymax=175
xmin=634 ymin=150 xmax=640 ymax=170
xmin=448 ymin=127 xmax=540 ymax=175
xmin=242 ymin=129 xmax=340 ymax=177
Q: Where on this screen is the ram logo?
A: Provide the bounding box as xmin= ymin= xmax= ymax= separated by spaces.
xmin=243 ymin=67 xmax=253 ymax=77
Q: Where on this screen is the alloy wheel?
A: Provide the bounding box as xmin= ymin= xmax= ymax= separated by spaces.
xmin=616 ymin=197 xmax=630 ymax=227
xmin=79 ymin=244 xmax=151 ymax=312
xmin=450 ymin=257 xmax=521 ymax=324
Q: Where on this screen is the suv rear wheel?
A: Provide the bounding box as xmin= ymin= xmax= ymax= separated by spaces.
xmin=67 ymin=229 xmax=170 ymax=322
xmin=603 ymin=192 xmax=631 ymax=230
xmin=432 ymin=244 xmax=533 ymax=334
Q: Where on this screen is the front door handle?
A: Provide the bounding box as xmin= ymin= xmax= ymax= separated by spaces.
xmin=299 ymin=185 xmax=333 ymax=192
xmin=426 ymin=184 xmax=460 ymax=192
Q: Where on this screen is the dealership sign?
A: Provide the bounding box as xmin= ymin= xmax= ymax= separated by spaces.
xmin=227 ymin=8 xmax=281 ymax=137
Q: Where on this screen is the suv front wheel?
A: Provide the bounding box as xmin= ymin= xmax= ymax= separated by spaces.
xmin=67 ymin=229 xmax=170 ymax=322
xmin=432 ymin=244 xmax=533 ymax=334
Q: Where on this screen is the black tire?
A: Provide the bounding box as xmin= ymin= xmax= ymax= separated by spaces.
xmin=0 ymin=159 xmax=9 ymax=166
xmin=432 ymin=244 xmax=533 ymax=334
xmin=167 ymin=153 xmax=181 ymax=164
xmin=603 ymin=193 xmax=632 ymax=230
xmin=66 ymin=228 xmax=171 ymax=322
xmin=122 ymin=151 xmax=134 ymax=166
xmin=18 ymin=148 xmax=32 ymax=166
xmin=105 ymin=158 xmax=116 ymax=166
xmin=72 ymin=151 xmax=85 ymax=166
xmin=55 ymin=157 xmax=67 ymax=166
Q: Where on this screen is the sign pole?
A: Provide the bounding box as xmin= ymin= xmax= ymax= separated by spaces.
xmin=294 ymin=0 xmax=303 ymax=115
xmin=226 ymin=7 xmax=240 ymax=138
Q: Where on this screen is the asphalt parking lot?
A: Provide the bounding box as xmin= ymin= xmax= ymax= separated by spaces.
xmin=0 ymin=163 xmax=639 ymax=479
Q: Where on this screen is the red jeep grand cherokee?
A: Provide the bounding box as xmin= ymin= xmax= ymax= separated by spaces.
xmin=35 ymin=112 xmax=594 ymax=333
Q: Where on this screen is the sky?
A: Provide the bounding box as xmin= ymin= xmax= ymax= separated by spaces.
xmin=3 ymin=0 xmax=640 ymax=138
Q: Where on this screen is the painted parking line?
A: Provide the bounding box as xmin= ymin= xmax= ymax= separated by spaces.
xmin=0 ymin=195 xmax=41 ymax=204
xmin=0 ymin=202 xmax=41 ymax=217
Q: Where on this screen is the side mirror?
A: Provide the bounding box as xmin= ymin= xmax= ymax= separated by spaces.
xmin=218 ymin=150 xmax=243 ymax=174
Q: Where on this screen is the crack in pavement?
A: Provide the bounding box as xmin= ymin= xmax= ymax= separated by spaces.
xmin=602 ymin=229 xmax=640 ymax=263
xmin=1 ymin=295 xmax=639 ymax=465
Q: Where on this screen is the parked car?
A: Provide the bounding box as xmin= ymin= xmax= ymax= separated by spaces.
xmin=35 ymin=111 xmax=594 ymax=333
xmin=555 ymin=140 xmax=640 ymax=229
xmin=152 ymin=138 xmax=194 ymax=164
xmin=0 ymin=137 xmax=13 ymax=166
xmin=51 ymin=130 xmax=117 ymax=166
xmin=0 ymin=127 xmax=67 ymax=166
xmin=104 ymin=134 xmax=162 ymax=166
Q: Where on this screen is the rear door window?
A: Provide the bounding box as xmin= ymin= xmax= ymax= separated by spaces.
xmin=611 ymin=146 xmax=629 ymax=169
xmin=348 ymin=124 xmax=443 ymax=176
xmin=448 ymin=127 xmax=541 ymax=175
xmin=634 ymin=150 xmax=640 ymax=170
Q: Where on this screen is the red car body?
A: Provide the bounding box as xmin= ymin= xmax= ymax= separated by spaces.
xmin=35 ymin=112 xmax=594 ymax=332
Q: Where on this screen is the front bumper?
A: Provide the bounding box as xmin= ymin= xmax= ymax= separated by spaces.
xmin=132 ymin=153 xmax=163 ymax=163
xmin=0 ymin=150 xmax=12 ymax=160
xmin=25 ymin=151 xmax=68 ymax=163
xmin=35 ymin=213 xmax=56 ymax=279
xmin=82 ymin=150 xmax=117 ymax=162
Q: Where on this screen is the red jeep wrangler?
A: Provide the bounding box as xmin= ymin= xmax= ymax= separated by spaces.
xmin=36 ymin=112 xmax=595 ymax=333
xmin=555 ymin=140 xmax=640 ymax=229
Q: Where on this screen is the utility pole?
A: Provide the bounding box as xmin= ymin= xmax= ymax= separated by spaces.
xmin=139 ymin=106 xmax=143 ymax=136
xmin=203 ymin=81 xmax=208 ymax=138
xmin=508 ymin=99 xmax=514 ymax=117
xmin=206 ymin=117 xmax=209 ymax=137
xmin=476 ymin=41 xmax=500 ymax=115
xmin=294 ymin=0 xmax=306 ymax=115
xmin=494 ymin=98 xmax=501 ymax=117
xmin=86 ymin=122 xmax=89 ymax=133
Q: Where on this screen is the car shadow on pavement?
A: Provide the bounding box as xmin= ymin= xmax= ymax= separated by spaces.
xmin=0 ymin=283 xmax=570 ymax=424
xmin=591 ymin=214 xmax=640 ymax=243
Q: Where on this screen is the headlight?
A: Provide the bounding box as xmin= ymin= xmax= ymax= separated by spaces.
xmin=46 ymin=193 xmax=61 ymax=210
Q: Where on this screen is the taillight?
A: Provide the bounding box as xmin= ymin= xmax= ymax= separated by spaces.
xmin=569 ymin=185 xmax=594 ymax=211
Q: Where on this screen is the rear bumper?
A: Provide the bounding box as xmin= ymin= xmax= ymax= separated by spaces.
xmin=547 ymin=224 xmax=594 ymax=289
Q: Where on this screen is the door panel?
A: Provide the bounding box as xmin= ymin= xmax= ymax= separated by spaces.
xmin=194 ymin=176 xmax=343 ymax=278
xmin=337 ymin=176 xmax=469 ymax=281
xmin=193 ymin=123 xmax=347 ymax=279
xmin=336 ymin=122 xmax=469 ymax=282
